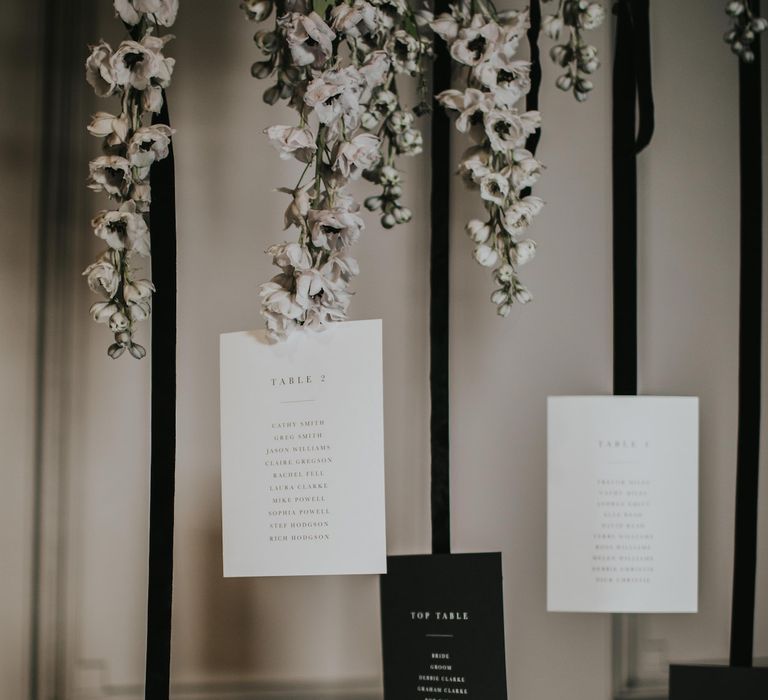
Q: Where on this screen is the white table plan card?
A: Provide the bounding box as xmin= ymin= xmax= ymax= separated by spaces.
xmin=220 ymin=320 xmax=386 ymax=577
xmin=547 ymin=396 xmax=699 ymax=613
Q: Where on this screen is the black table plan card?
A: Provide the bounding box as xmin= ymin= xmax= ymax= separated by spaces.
xmin=380 ymin=553 xmax=508 ymax=700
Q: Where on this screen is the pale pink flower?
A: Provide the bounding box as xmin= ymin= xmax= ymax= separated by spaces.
xmin=334 ymin=133 xmax=381 ymax=180
xmin=308 ymin=208 xmax=365 ymax=250
xmin=280 ymin=12 xmax=335 ymax=67
xmin=264 ymin=125 xmax=317 ymax=163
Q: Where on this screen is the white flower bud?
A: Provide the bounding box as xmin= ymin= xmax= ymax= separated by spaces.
xmin=381 ymin=213 xmax=396 ymax=228
xmin=251 ymin=61 xmax=273 ymax=79
xmin=496 ymin=264 xmax=515 ymax=283
xmin=727 ymin=1 xmax=746 ymax=16
xmin=90 ymin=301 xmax=119 ymax=323
xmin=380 ymin=166 xmax=401 ymax=185
xmin=109 ymin=311 xmax=130 ymax=332
xmin=556 ymin=73 xmax=573 ymax=91
xmin=542 ymin=15 xmax=564 ymax=39
xmin=242 ymin=0 xmax=273 ymax=22
xmin=394 ymin=207 xmax=412 ymax=224
xmin=513 ymin=286 xmax=533 ymax=304
xmin=511 ymin=239 xmax=537 ymax=266
xmin=474 ymin=244 xmax=499 ymax=268
xmin=550 ymin=45 xmax=570 ymax=67
xmin=108 ymin=343 xmax=126 ymax=359
xmin=124 ymin=279 xmax=155 ymax=304
xmin=365 ymin=195 xmax=383 ymax=211
xmin=497 ymin=303 xmax=511 ymax=317
xmin=128 ymin=343 xmax=147 ymax=360
xmin=466 ymin=219 xmax=491 ymax=243
xmin=361 ymin=111 xmax=379 ymax=130
xmin=751 ymin=17 xmax=768 ymax=32
xmin=491 ymin=289 xmax=508 ymax=305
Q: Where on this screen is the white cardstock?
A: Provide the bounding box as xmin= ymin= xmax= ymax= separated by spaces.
xmin=547 ymin=396 xmax=699 ymax=613
xmin=220 ymin=320 xmax=386 ymax=577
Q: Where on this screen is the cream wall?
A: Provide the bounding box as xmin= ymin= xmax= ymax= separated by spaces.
xmin=2 ymin=1 xmax=768 ymax=699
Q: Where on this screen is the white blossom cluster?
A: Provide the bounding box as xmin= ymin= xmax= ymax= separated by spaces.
xmin=432 ymin=4 xmax=542 ymax=315
xmin=241 ymin=0 xmax=432 ymax=340
xmin=542 ymin=0 xmax=604 ymax=101
xmin=83 ymin=0 xmax=178 ymax=359
xmin=724 ymin=1 xmax=767 ymax=62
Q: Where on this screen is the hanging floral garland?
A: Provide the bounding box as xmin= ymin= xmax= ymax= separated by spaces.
xmin=84 ymin=1 xmax=178 ymax=358
xmin=240 ymin=0 xmax=432 ymax=339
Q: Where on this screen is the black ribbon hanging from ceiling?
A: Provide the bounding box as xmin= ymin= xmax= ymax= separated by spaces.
xmin=525 ymin=0 xmax=543 ymax=163
xmin=144 ymin=93 xmax=177 ymax=700
xmin=729 ymin=0 xmax=763 ymax=669
xmin=430 ymin=0 xmax=452 ymax=555
xmin=612 ymin=0 xmax=654 ymax=397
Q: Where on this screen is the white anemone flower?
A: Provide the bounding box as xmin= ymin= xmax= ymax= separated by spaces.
xmin=127 ymin=124 xmax=174 ymax=178
xmin=114 ymin=0 xmax=179 ymax=27
xmin=484 ymin=109 xmax=540 ymax=152
xmin=450 ymin=15 xmax=501 ymax=66
xmin=388 ymin=29 xmax=421 ymax=74
xmin=436 ymin=88 xmax=494 ymax=140
xmin=479 ymin=173 xmax=509 ymax=206
xmin=91 ymin=200 xmax=150 ymax=256
xmin=88 ymin=155 xmax=132 ymax=197
xmin=111 ymin=40 xmax=161 ymax=90
xmin=501 ymin=195 xmax=544 ymax=236
xmin=83 ymin=253 xmax=120 ymax=297
xmin=431 ymin=12 xmax=460 ymax=42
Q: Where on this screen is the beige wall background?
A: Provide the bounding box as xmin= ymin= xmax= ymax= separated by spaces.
xmin=2 ymin=0 xmax=768 ymax=699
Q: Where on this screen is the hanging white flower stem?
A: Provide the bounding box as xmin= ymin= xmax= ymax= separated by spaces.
xmin=84 ymin=1 xmax=178 ymax=359
xmin=241 ymin=0 xmax=432 ymax=340
xmin=540 ymin=0 xmax=604 ymax=101
xmin=724 ymin=1 xmax=767 ymax=62
xmin=431 ymin=1 xmax=543 ymax=315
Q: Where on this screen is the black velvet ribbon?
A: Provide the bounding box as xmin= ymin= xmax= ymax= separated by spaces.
xmin=612 ymin=0 xmax=654 ymax=397
xmin=730 ymin=0 xmax=763 ymax=668
xmin=430 ymin=0 xmax=452 ymax=555
xmin=145 ymin=94 xmax=177 ymax=700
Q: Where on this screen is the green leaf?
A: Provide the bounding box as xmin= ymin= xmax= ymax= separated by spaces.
xmin=403 ymin=11 xmax=420 ymax=40
xmin=312 ymin=0 xmax=335 ymax=20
